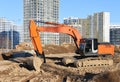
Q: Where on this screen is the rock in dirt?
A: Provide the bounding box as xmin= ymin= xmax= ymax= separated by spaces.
xmin=62 ymin=57 xmax=75 ymax=65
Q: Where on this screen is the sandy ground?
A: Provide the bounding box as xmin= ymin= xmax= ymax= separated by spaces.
xmin=0 ymin=53 xmax=120 ymax=82
xmin=0 ymin=43 xmax=120 ymax=82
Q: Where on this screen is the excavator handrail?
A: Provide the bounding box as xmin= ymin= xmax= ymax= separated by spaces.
xmin=29 ymin=20 xmax=82 ymax=56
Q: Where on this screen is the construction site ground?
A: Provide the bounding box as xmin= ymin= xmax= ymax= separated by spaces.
xmin=0 ymin=43 xmax=120 ymax=82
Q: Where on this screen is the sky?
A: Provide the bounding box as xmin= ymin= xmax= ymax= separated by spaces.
xmin=0 ymin=0 xmax=120 ymax=25
xmin=0 ymin=0 xmax=23 ymax=25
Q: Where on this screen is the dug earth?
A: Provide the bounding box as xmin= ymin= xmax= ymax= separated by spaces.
xmin=0 ymin=42 xmax=120 ymax=82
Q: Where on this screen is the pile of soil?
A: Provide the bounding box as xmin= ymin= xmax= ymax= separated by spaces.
xmin=15 ymin=42 xmax=76 ymax=54
xmin=115 ymin=45 xmax=120 ymax=52
xmin=15 ymin=42 xmax=120 ymax=54
xmin=92 ymin=70 xmax=120 ymax=82
xmin=15 ymin=42 xmax=34 ymax=51
xmin=43 ymin=43 xmax=76 ymax=54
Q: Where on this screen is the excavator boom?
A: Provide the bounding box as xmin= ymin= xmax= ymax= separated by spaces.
xmin=29 ymin=20 xmax=82 ymax=56
xmin=29 ymin=20 xmax=114 ymax=68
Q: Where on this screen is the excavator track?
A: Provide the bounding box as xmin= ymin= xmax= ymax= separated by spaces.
xmin=62 ymin=56 xmax=113 ymax=68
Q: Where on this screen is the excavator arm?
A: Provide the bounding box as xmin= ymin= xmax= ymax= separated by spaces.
xmin=29 ymin=20 xmax=82 ymax=61
xmin=29 ymin=20 xmax=114 ymax=68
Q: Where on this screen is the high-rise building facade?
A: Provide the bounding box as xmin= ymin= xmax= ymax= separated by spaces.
xmin=61 ymin=17 xmax=86 ymax=44
xmin=64 ymin=17 xmax=84 ymax=36
xmin=64 ymin=17 xmax=88 ymax=37
xmin=62 ymin=12 xmax=110 ymax=44
xmin=24 ymin=0 xmax=59 ymax=44
xmin=0 ymin=18 xmax=22 ymax=52
xmin=110 ymin=25 xmax=120 ymax=45
xmin=87 ymin=12 xmax=110 ymax=42
xmin=97 ymin=12 xmax=110 ymax=42
xmin=60 ymin=23 xmax=83 ymax=44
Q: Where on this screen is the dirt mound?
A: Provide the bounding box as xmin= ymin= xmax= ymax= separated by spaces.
xmin=43 ymin=43 xmax=76 ymax=54
xmin=15 ymin=42 xmax=120 ymax=55
xmin=15 ymin=42 xmax=76 ymax=54
xmin=93 ymin=70 xmax=120 ymax=82
xmin=0 ymin=60 xmax=34 ymax=82
xmin=15 ymin=42 xmax=34 ymax=51
xmin=115 ymin=45 xmax=120 ymax=52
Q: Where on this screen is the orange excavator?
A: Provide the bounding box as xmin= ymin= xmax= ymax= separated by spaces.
xmin=29 ymin=20 xmax=114 ymax=67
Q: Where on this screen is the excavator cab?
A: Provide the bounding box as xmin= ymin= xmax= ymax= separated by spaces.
xmin=84 ymin=39 xmax=97 ymax=53
xmin=76 ymin=38 xmax=114 ymax=57
xmin=77 ymin=38 xmax=98 ymax=56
